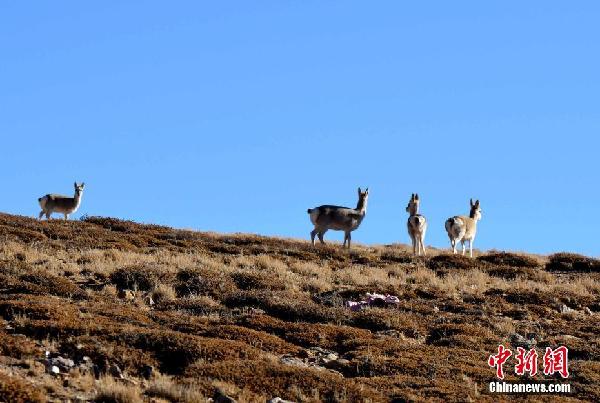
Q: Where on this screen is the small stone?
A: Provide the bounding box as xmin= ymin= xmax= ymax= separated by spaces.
xmin=50 ymin=365 xmax=60 ymax=375
xmin=50 ymin=356 xmax=75 ymax=371
xmin=584 ymin=307 xmax=593 ymax=315
xmin=559 ymin=304 xmax=574 ymax=314
xmin=268 ymin=398 xmax=295 ymax=403
xmin=280 ymin=356 xmax=308 ymax=368
xmin=510 ymin=333 xmax=537 ymax=349
xmin=510 ymin=333 xmax=527 ymax=345
xmin=324 ymin=358 xmax=351 ymax=371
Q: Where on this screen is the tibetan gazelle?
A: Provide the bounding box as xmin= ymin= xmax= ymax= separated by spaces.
xmin=38 ymin=182 xmax=85 ymax=220
xmin=445 ymin=198 xmax=482 ymax=257
xmin=406 ymin=193 xmax=427 ymax=256
xmin=307 ymin=188 xmax=369 ymax=249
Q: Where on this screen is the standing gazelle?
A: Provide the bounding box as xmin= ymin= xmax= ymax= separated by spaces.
xmin=307 ymin=188 xmax=369 ymax=249
xmin=406 ymin=193 xmax=427 ymax=256
xmin=445 ymin=198 xmax=482 ymax=257
xmin=38 ymin=182 xmax=85 ymax=220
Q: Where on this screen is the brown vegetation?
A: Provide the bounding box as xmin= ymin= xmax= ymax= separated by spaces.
xmin=0 ymin=212 xmax=598 ymax=401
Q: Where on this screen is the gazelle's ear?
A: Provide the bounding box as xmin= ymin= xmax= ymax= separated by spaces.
xmin=358 ymin=187 xmax=361 ymax=195
xmin=415 ymin=193 xmax=419 ymax=200
xmin=470 ymin=198 xmax=474 ymax=207
xmin=81 ymin=182 xmax=85 ymax=188
xmin=475 ymin=199 xmax=480 ymax=207
xmin=74 ymin=182 xmax=78 ymax=188
xmin=365 ymin=188 xmax=369 ymax=194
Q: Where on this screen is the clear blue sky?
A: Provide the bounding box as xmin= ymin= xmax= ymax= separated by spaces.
xmin=1 ymin=2 xmax=598 ymax=256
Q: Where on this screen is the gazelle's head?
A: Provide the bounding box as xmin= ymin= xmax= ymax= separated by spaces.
xmin=469 ymin=198 xmax=482 ymax=221
xmin=406 ymin=193 xmax=420 ymax=215
xmin=74 ymin=182 xmax=85 ymax=196
xmin=357 ymin=187 xmax=369 ymax=211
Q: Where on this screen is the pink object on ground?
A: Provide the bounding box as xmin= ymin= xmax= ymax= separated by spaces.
xmin=345 ymin=292 xmax=400 ymax=311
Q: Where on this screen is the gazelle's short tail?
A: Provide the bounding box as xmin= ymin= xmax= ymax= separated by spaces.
xmin=445 ymin=217 xmax=457 ymax=232
xmin=307 ymin=208 xmax=313 ymax=214
xmin=38 ymin=195 xmax=47 ymax=209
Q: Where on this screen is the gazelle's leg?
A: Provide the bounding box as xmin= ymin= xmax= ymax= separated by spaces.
xmin=318 ymin=230 xmax=326 ymax=245
xmin=451 ymin=239 xmax=456 ymax=254
xmin=64 ymin=213 xmax=69 ymax=220
xmin=469 ymin=240 xmax=473 ymax=258
xmin=46 ymin=212 xmax=51 ymax=220
xmin=420 ymin=236 xmax=426 ymax=256
xmin=39 ymin=211 xmax=45 ymax=220
xmin=310 ymin=229 xmax=318 ymax=246
xmin=461 ymin=240 xmax=466 ymax=255
xmin=346 ymin=232 xmax=351 ymax=249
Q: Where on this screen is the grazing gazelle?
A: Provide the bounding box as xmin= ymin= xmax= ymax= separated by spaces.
xmin=307 ymin=188 xmax=369 ymax=249
xmin=445 ymin=198 xmax=482 ymax=257
xmin=38 ymin=182 xmax=85 ymax=220
xmin=406 ymin=193 xmax=427 ymax=256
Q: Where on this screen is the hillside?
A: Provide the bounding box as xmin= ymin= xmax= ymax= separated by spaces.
xmin=0 ymin=212 xmax=598 ymax=402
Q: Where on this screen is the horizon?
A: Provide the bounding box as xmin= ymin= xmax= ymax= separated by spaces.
xmin=1 ymin=2 xmax=598 ymax=257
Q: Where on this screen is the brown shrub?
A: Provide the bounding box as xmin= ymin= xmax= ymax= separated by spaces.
xmin=110 ymin=265 xmax=168 ymax=291
xmin=426 ymin=323 xmax=497 ymax=349
xmin=0 ymin=295 xmax=77 ymax=321
xmin=184 ymin=359 xmax=384 ymax=401
xmin=175 ymin=267 xmax=237 ymax=299
xmin=477 ymin=252 xmax=541 ymax=268
xmin=0 ymin=331 xmax=41 ymax=358
xmin=58 ymin=336 xmax=158 ymax=377
xmin=206 ymin=325 xmax=300 ymax=355
xmin=240 ymin=314 xmax=374 ymax=352
xmin=156 ymin=297 xmax=225 ymax=316
xmin=231 ymin=271 xmax=287 ymax=291
xmin=20 ymin=272 xmax=86 ymax=299
xmin=352 ymin=309 xmax=422 ymax=334
xmin=379 ymin=249 xmax=415 ymax=264
xmin=500 ymin=288 xmax=553 ymax=306
xmin=225 ymin=291 xmax=349 ymax=324
xmin=146 ymin=374 xmax=207 ymax=403
xmin=427 ymin=254 xmax=481 ymax=271
xmin=546 ymin=253 xmax=600 ymax=272
xmin=484 ymin=265 xmax=537 ymax=280
xmin=94 ymin=376 xmax=142 ymax=403
xmin=0 ymin=371 xmax=46 ymax=403
xmin=111 ymin=329 xmax=262 ymax=374
xmin=0 ymin=259 xmax=85 ymax=298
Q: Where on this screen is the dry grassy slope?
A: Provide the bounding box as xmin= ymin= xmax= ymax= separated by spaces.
xmin=0 ymin=212 xmax=598 ymax=402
